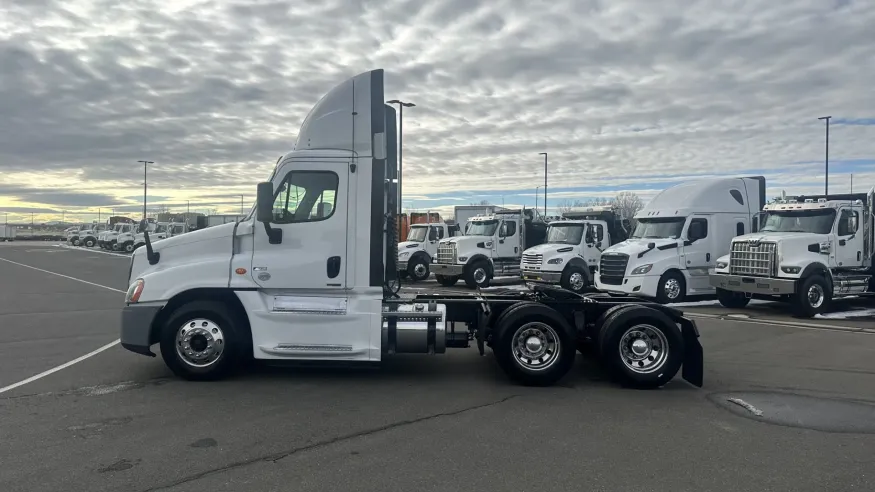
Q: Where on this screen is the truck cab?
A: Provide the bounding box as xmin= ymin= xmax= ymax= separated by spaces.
xmin=78 ymin=223 xmax=111 ymax=248
xmin=67 ymin=224 xmax=91 ymax=246
xmin=102 ymin=222 xmax=135 ymax=251
xmin=521 ymin=207 xmax=629 ymax=293
xmin=397 ymin=222 xmax=459 ymax=282
xmin=134 ymin=223 xmax=169 ymax=251
xmin=431 ymin=209 xmax=547 ymax=289
xmin=595 ymin=176 xmax=765 ymax=303
xmin=710 ymin=190 xmax=875 ymax=317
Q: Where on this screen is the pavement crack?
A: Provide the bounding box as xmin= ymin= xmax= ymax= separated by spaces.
xmin=141 ymin=394 xmax=519 ymax=492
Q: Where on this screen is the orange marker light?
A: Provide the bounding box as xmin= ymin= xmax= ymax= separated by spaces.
xmin=235 ymin=268 xmax=247 ymax=275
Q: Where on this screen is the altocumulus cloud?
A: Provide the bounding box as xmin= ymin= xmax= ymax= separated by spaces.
xmin=0 ymin=0 xmax=874 ymax=219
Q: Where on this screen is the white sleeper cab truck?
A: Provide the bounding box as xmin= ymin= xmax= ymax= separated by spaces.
xmin=521 ymin=207 xmax=630 ymax=294
xmin=596 ymin=177 xmax=765 ymax=303
xmin=431 ymin=209 xmax=548 ymax=289
xmin=397 ymin=222 xmax=459 ymax=282
xmin=120 ymin=69 xmax=703 ymax=389
xmin=710 ymin=190 xmax=875 ymax=317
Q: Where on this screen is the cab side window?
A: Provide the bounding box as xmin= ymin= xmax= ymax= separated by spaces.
xmin=838 ymin=209 xmax=859 ymax=236
xmin=500 ymin=220 xmax=517 ymax=237
xmin=431 ymin=226 xmax=444 ymax=240
xmin=688 ymin=218 xmax=708 ymax=240
xmin=271 ymin=171 xmax=339 ymax=223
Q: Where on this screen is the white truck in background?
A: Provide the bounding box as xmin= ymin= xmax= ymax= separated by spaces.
xmin=521 ymin=206 xmax=630 ymax=293
xmin=397 ymin=221 xmax=460 ymax=282
xmin=118 ymin=68 xmax=703 ymax=389
xmin=710 ymin=190 xmax=875 ymax=317
xmin=431 ymin=209 xmax=548 ymax=288
xmin=1 ymin=225 xmax=15 ymax=242
xmin=454 ymin=205 xmax=507 ymax=234
xmin=78 ymin=223 xmax=112 ymax=248
xmin=595 ymin=176 xmax=766 ymax=303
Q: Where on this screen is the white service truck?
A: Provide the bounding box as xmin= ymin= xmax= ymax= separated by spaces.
xmin=119 ymin=68 xmax=703 ymax=389
xmin=67 ymin=224 xmax=92 ymax=246
xmin=431 ymin=209 xmax=548 ymax=289
xmin=710 ymin=190 xmax=875 ymax=317
xmin=78 ymin=223 xmax=112 ymax=248
xmin=595 ymin=176 xmax=766 ymax=303
xmin=100 ymin=222 xmax=136 ymax=251
xmin=397 ymin=222 xmax=460 ymax=282
xmin=521 ymin=206 xmax=630 ymax=294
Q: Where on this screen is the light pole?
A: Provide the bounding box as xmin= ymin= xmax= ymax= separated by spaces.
xmin=240 ymin=195 xmax=244 ymax=215
xmin=535 ymin=185 xmax=543 ymax=212
xmin=138 ymin=160 xmax=154 ymax=218
xmin=539 ymin=152 xmax=548 ymax=216
xmin=386 ymin=99 xmax=416 ymax=216
xmin=818 ymin=116 xmax=830 ymax=199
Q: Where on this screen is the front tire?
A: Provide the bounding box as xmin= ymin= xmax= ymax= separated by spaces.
xmin=716 ymin=288 xmax=751 ymax=309
xmin=491 ymin=301 xmax=577 ymax=386
xmin=72 ymin=238 xmax=81 ymax=246
xmin=159 ymin=300 xmax=249 ymax=381
xmin=560 ymin=265 xmax=589 ymax=294
xmin=124 ymin=242 xmax=134 ymax=253
xmin=407 ymin=256 xmax=430 ymax=282
xmin=656 ymin=271 xmax=686 ymax=304
xmin=84 ymin=238 xmax=95 ymax=248
xmin=792 ymin=274 xmax=831 ymax=318
xmin=464 ymin=260 xmax=491 ymax=289
xmin=597 ymin=305 xmax=684 ymax=389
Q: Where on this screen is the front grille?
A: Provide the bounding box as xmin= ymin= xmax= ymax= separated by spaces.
xmin=599 ymin=253 xmax=629 ymax=285
xmin=437 ymin=243 xmax=457 ymax=264
xmin=730 ymin=241 xmax=777 ymax=277
xmin=521 ymin=253 xmax=543 ymax=270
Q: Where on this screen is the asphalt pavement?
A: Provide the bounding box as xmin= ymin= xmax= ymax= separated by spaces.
xmin=1 ymin=242 xmax=873 ymax=492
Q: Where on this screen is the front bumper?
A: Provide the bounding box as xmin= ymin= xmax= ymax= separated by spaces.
xmin=521 ymin=269 xmax=562 ymax=283
xmin=397 ymin=261 xmax=408 ymax=271
xmin=709 ymin=273 xmax=796 ymax=295
xmin=595 ymin=274 xmax=661 ymax=298
xmin=120 ymin=304 xmax=164 ymax=356
xmin=431 ymin=263 xmax=464 ymax=276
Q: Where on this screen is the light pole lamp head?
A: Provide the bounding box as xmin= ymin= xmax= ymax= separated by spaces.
xmin=818 ymin=116 xmax=831 ymax=121
xmin=387 ymin=99 xmax=415 ymax=107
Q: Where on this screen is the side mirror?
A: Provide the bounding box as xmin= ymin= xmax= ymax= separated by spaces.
xmin=256 ymin=182 xmax=274 ymax=223
xmin=138 ymin=219 xmax=148 ymax=233
xmin=585 ymin=231 xmax=594 ymax=244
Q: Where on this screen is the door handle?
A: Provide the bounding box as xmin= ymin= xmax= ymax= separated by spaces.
xmin=327 ymin=256 xmax=341 ymax=278
xmin=706 ymin=253 xmax=711 ymax=262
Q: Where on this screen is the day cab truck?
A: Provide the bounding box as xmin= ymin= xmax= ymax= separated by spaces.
xmin=78 ymin=222 xmax=112 ymax=248
xmin=710 ymin=190 xmax=875 ymax=317
xmin=595 ymin=176 xmax=765 ymax=303
xmin=120 ymin=68 xmax=703 ymax=389
xmin=397 ymin=221 xmax=460 ymax=282
xmin=431 ymin=209 xmax=548 ymax=289
xmin=521 ymin=206 xmax=630 ymax=294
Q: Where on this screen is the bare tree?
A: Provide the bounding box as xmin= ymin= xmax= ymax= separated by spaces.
xmin=556 ymin=199 xmax=582 ymax=214
xmin=470 ymin=199 xmax=490 ymax=206
xmin=613 ymin=191 xmax=644 ymax=222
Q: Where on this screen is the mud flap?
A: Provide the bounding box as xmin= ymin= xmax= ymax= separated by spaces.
xmin=680 ymin=318 xmax=703 ymax=387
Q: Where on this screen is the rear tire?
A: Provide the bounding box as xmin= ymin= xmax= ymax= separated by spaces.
xmin=716 ymin=288 xmax=750 ymax=309
xmin=435 ymin=274 xmax=459 ymax=287
xmin=597 ymin=305 xmax=684 ymax=389
xmin=491 ymin=301 xmax=577 ymax=386
xmin=159 ymin=300 xmax=249 ymax=381
xmin=464 ymin=260 xmax=491 ymax=289
xmin=792 ymin=274 xmax=831 ymax=318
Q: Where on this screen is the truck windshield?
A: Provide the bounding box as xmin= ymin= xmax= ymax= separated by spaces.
xmin=546 ymin=224 xmax=584 ymax=244
xmin=631 ymin=218 xmax=685 ymax=239
xmin=407 ymin=226 xmax=428 ymax=242
xmin=760 ymin=209 xmax=836 ymax=234
xmin=466 ymin=220 xmax=499 ymax=236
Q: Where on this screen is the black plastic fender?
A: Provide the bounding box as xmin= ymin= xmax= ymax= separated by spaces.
xmin=465 ymin=254 xmax=493 ymax=274
xmin=563 ymin=257 xmax=592 ymax=282
xmin=800 ymin=262 xmax=832 ymax=288
xmin=679 ymin=317 xmax=703 ymax=387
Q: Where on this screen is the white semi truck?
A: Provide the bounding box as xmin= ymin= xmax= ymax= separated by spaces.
xmin=595 ymin=177 xmax=766 ymax=303
xmin=431 ymin=209 xmax=548 ymax=289
xmin=710 ymin=190 xmax=875 ymax=317
xmin=521 ymin=206 xmax=630 ymax=294
xmin=397 ymin=221 xmax=460 ymax=282
xmin=119 ymin=69 xmax=703 ymax=389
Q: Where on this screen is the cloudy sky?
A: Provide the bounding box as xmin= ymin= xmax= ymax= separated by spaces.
xmin=1 ymin=0 xmax=873 ymax=223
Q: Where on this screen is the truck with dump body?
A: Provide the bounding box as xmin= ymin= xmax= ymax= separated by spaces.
xmin=119 ymin=69 xmax=703 ymax=389
xmin=710 ymin=190 xmax=875 ymax=317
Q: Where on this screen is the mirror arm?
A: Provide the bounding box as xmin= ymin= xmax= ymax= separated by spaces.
xmin=263 ymin=222 xmax=282 ymax=244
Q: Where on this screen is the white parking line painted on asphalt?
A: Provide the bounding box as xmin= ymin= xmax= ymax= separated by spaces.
xmin=0 ymin=258 xmax=125 ymax=395
xmin=54 ymin=244 xmax=129 ymax=258
xmin=0 ymin=339 xmax=120 ymax=395
xmin=685 ymin=311 xmax=874 ymax=334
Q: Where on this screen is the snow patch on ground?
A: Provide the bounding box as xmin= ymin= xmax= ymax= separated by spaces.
xmin=815 ymin=308 xmax=875 ymax=319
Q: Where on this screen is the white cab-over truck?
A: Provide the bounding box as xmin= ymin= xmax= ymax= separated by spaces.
xmin=431 ymin=209 xmax=548 ymax=289
xmin=521 ymin=207 xmax=630 ymax=294
xmin=710 ymin=190 xmax=875 ymax=317
xmin=120 ymin=69 xmax=703 ymax=389
xmin=397 ymin=222 xmax=460 ymax=282
xmin=595 ymin=177 xmax=766 ymax=303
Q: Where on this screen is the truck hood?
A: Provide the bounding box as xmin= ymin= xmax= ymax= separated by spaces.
xmin=524 ymin=243 xmax=577 ymax=255
xmin=398 ymin=241 xmax=423 ymax=251
xmin=605 ymin=238 xmax=680 ymax=257
xmin=733 ymin=232 xmax=825 ymax=243
xmin=130 ymin=221 xmax=237 ymax=279
xmin=442 ymin=236 xmax=493 ymax=253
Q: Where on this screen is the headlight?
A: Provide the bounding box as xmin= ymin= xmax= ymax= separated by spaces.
xmin=781 ymin=266 xmax=801 ymax=274
xmin=630 ymin=264 xmax=652 ymax=275
xmin=125 ymin=278 xmax=144 ymax=303
xmin=716 ymin=261 xmax=728 ymax=269
xmin=398 ymin=252 xmax=410 ymax=259
xmin=547 ymin=258 xmax=563 ymax=265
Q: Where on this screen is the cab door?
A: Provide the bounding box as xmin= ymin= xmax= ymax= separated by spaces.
xmin=681 ymin=214 xmax=714 ymax=293
xmin=496 ymin=219 xmax=519 ymax=258
xmin=250 ymin=160 xmax=349 ymax=290
xmin=835 ymin=207 xmax=863 ymax=268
